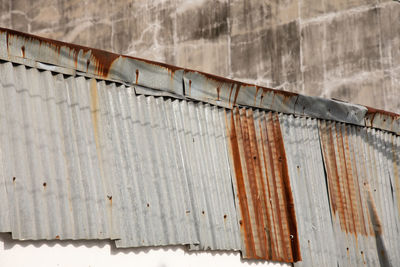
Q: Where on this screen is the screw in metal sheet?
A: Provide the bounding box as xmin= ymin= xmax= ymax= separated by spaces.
xmin=107 ymin=195 xmax=112 ymax=200
xmin=43 ymin=182 xmax=47 ymax=187
xmin=12 ymin=177 xmax=16 ymax=182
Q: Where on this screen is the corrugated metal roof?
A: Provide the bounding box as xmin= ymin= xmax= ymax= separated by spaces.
xmin=226 ymin=108 xmax=300 ymax=262
xmin=0 ymin=27 xmax=399 ymax=265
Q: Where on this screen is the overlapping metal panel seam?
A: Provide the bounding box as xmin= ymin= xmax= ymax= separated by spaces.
xmin=278 ymin=114 xmax=337 ymax=267
xmin=90 ymin=83 xmax=240 ymax=250
xmin=184 ymin=101 xmax=241 ymax=251
xmin=101 ymin=87 xmax=197 ymax=247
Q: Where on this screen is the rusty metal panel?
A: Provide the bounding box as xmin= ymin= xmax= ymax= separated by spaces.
xmin=319 ymin=120 xmax=400 ymax=266
xmin=226 ymin=108 xmax=300 ymax=262
xmin=279 ymin=114 xmax=338 ymax=267
xmin=1 ymin=28 xmax=399 ymax=135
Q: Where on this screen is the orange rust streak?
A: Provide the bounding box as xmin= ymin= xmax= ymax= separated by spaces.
xmin=135 ymin=69 xmax=139 ymax=84
xmin=320 ymin=121 xmax=377 ymax=237
xmin=344 ymin=127 xmax=365 ymax=235
xmin=331 ymin=124 xmax=348 ymax=232
xmin=241 ymin=109 xmax=267 ymax=258
xmin=228 ymin=84 xmax=234 ymax=105
xmin=233 ymin=85 xmax=241 ymax=107
xmin=265 ymin=113 xmax=287 ymax=261
xmin=349 ymin=128 xmax=368 ymax=236
xmin=252 ymin=112 xmax=275 ymax=260
xmin=341 ymin=127 xmax=358 ymax=234
xmin=227 ymin=109 xmax=256 ymax=257
xmin=319 ymin=122 xmax=338 ymax=214
xmin=336 ymin=124 xmax=356 ymax=234
xmin=272 ymin=113 xmax=301 ymax=262
xmin=259 ymin=118 xmax=278 ymax=260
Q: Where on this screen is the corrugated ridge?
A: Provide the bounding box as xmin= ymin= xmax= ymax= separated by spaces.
xmin=226 ymin=108 xmax=300 ymax=262
xmin=1 ymin=28 xmax=399 ymax=135
xmin=318 ymin=120 xmax=400 ymax=266
xmin=0 ymin=62 xmax=116 ymax=240
xmin=86 ymin=81 xmax=240 ymax=250
xmin=279 ymin=114 xmax=337 ymax=267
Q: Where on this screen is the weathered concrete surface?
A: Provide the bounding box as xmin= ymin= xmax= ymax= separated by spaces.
xmin=0 ymin=0 xmax=398 ymax=113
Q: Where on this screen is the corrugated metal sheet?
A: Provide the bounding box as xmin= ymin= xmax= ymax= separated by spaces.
xmin=318 ymin=120 xmax=400 ymax=266
xmin=279 ymin=114 xmax=338 ymax=267
xmin=0 ymin=62 xmax=117 ymax=240
xmin=0 ymin=61 xmax=241 ymax=250
xmin=1 ymin=28 xmax=399 ymax=135
xmin=225 ymin=108 xmax=300 ymax=262
xmin=0 ymin=27 xmax=399 ymax=266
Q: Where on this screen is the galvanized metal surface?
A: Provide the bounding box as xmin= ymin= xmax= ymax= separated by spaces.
xmin=0 ymin=62 xmax=118 ymax=240
xmin=0 ymin=61 xmax=241 ymax=251
xmin=279 ymin=114 xmax=337 ymax=267
xmin=0 ymin=27 xmax=400 ymax=266
xmin=318 ymin=121 xmax=400 ymax=266
xmin=0 ymin=28 xmax=399 ymax=135
xmin=226 ymin=108 xmax=300 ymax=262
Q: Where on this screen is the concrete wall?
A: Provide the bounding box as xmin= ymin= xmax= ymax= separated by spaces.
xmin=0 ymin=0 xmax=399 ymax=113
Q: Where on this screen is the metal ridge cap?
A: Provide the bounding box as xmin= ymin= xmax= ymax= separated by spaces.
xmin=0 ymin=27 xmax=398 ymax=135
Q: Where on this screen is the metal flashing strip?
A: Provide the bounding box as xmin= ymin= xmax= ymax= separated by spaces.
xmin=0 ymin=28 xmax=398 ymax=135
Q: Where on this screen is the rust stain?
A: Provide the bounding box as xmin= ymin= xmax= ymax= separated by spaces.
xmin=90 ymin=79 xmax=100 ymax=152
xmin=254 ymin=87 xmax=259 ymax=106
xmin=366 ymin=106 xmax=399 ymax=121
xmin=233 ymin=84 xmax=241 ymax=107
xmin=271 ymin=113 xmax=301 ymax=261
xmin=216 ymin=86 xmax=221 ymax=101
xmin=227 ymin=108 xmax=300 ymax=262
xmin=228 ymin=84 xmax=235 ymax=105
xmin=21 ymin=45 xmax=25 ymax=58
xmin=225 ymin=109 xmax=256 ymax=257
xmin=135 ymin=69 xmax=139 ymax=84
xmin=319 ymin=121 xmax=379 ymax=236
xmin=1 ymin=28 xmax=119 ymax=78
xmin=188 ymin=80 xmax=192 ymax=96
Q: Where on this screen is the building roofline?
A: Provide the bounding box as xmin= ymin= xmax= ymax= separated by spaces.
xmin=0 ymin=27 xmax=398 ymax=135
